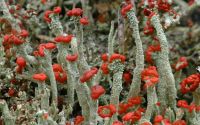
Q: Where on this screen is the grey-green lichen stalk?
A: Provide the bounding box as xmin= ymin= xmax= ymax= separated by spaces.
xmin=109 ymin=60 xmax=124 ymax=121
xmin=126 ymin=9 xmax=144 ymax=99
xmin=151 ymin=14 xmax=177 ymax=110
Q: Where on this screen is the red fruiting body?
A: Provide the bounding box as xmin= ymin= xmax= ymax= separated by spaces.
xmin=12 ymin=35 xmax=24 ymax=45
xmin=172 ymin=120 xmax=186 ymax=125
xmin=8 ymin=88 xmax=16 ymax=97
xmin=180 ymin=74 xmax=200 ymax=94
xmin=66 ymin=53 xmax=78 ymax=62
xmin=174 ymin=57 xmax=188 ymax=71
xmin=141 ymin=66 xmax=159 ymax=88
xmin=162 ymin=119 xmax=171 ymax=125
xmin=43 ymin=113 xmax=48 ymax=120
xmin=123 ymin=71 xmax=132 ymax=85
xmin=41 ymin=0 xmax=47 ymax=4
xmin=44 ymin=42 xmax=56 ymax=50
xmin=80 ymin=17 xmax=89 ymax=25
xmin=101 ymin=63 xmax=109 ymax=74
xmin=74 ymin=116 xmax=84 ymax=125
xmin=148 ymin=0 xmax=155 ymax=8
xmin=67 ymin=8 xmax=83 ymax=17
xmin=43 ymin=16 xmax=51 ymax=23
xmin=54 ymin=72 xmax=67 ymax=83
xmin=143 ymin=8 xmax=152 ymax=16
xmin=90 ymin=85 xmax=105 ymax=100
xmin=157 ymin=0 xmax=171 ymax=12
xmin=122 ymin=110 xmax=142 ymax=123
xmin=121 ymin=3 xmax=133 ymax=17
xmin=177 ymin=100 xmax=189 ymax=108
xmin=38 ymin=44 xmax=45 ymax=57
xmin=53 ymin=6 xmax=62 ymax=14
xmin=188 ymin=0 xmax=195 ymax=6
xmin=20 ymin=29 xmax=29 ymax=37
xmin=101 ymin=53 xmax=108 ymax=62
xmin=118 ymin=103 xmax=129 ymax=114
xmin=98 ymin=104 xmax=116 ymax=118
xmin=122 ymin=112 xmax=134 ymax=121
xmin=52 ymin=64 xmax=63 ymax=72
xmin=37 ymin=43 xmax=56 ymax=57
xmin=187 ymin=103 xmax=196 ymax=113
xmin=143 ymin=25 xmax=154 ymax=35
xmin=32 ymin=73 xmax=47 ymax=82
xmin=52 ymin=64 xmax=67 ymax=83
xmin=145 ymin=45 xmax=161 ymax=63
xmin=127 ymin=96 xmax=142 ymax=107
xmin=110 ymin=53 xmax=126 ymax=63
xmin=66 ymin=10 xmax=73 ymax=16
xmin=72 ymin=8 xmax=83 ymax=16
xmin=80 ymin=68 xmax=98 ymax=83
xmin=16 ymin=56 xmax=26 ymax=68
xmin=154 ymin=115 xmax=163 ymax=123
xmin=54 ymin=35 xmax=73 ymax=43
xmin=112 ymin=121 xmax=124 ymax=125
xmin=44 ymin=10 xmax=53 ymax=23
xmin=140 ymin=122 xmax=151 ymax=125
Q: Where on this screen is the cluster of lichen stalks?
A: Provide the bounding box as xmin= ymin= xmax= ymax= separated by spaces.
xmin=0 ymin=0 xmax=200 ymax=125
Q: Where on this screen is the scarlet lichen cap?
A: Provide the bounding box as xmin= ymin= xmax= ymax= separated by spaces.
xmin=53 ymin=6 xmax=62 ymax=14
xmin=66 ymin=53 xmax=78 ymax=62
xmin=101 ymin=63 xmax=109 ymax=75
xmin=20 ymin=29 xmax=29 ymax=37
xmin=54 ymin=35 xmax=73 ymax=43
xmin=16 ymin=56 xmax=26 ymax=68
xmin=44 ymin=42 xmax=56 ymax=50
xmin=180 ymin=74 xmax=200 ymax=94
xmin=101 ymin=53 xmax=108 ymax=62
xmin=112 ymin=121 xmax=124 ymax=125
xmin=157 ymin=0 xmax=171 ymax=12
xmin=127 ymin=96 xmax=142 ymax=107
xmin=90 ymin=85 xmax=105 ymax=100
xmin=143 ymin=25 xmax=154 ymax=35
xmin=145 ymin=44 xmax=161 ymax=63
xmin=44 ymin=10 xmax=53 ymax=23
xmin=52 ymin=64 xmax=67 ymax=83
xmin=122 ymin=110 xmax=142 ymax=123
xmin=80 ymin=67 xmax=98 ymax=83
xmin=12 ymin=35 xmax=24 ymax=45
xmin=118 ymin=103 xmax=129 ymax=114
xmin=110 ymin=53 xmax=126 ymax=63
xmin=74 ymin=115 xmax=84 ymax=125
xmin=8 ymin=87 xmax=16 ymax=97
xmin=54 ymin=71 xmax=67 ymax=84
xmin=154 ymin=115 xmax=163 ymax=123
xmin=177 ymin=100 xmax=189 ymax=108
xmin=123 ymin=71 xmax=132 ymax=85
xmin=80 ymin=17 xmax=89 ymax=25
xmin=140 ymin=122 xmax=151 ymax=125
xmin=141 ymin=66 xmax=159 ymax=88
xmin=121 ymin=3 xmax=133 ymax=17
xmin=36 ymin=43 xmax=56 ymax=57
xmin=52 ymin=64 xmax=63 ymax=72
xmin=172 ymin=120 xmax=186 ymax=125
xmin=98 ymin=104 xmax=116 ymax=118
xmin=66 ymin=8 xmax=83 ymax=17
xmin=32 ymin=73 xmax=47 ymax=82
xmin=174 ymin=57 xmax=188 ymax=71
xmin=143 ymin=8 xmax=152 ymax=16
